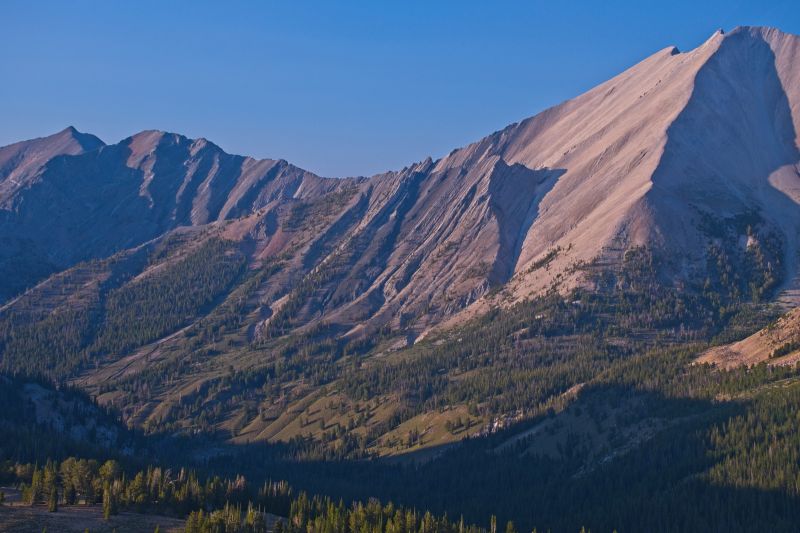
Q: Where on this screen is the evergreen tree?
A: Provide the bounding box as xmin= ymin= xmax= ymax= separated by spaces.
xmin=44 ymin=461 xmax=58 ymax=512
xmin=47 ymin=485 xmax=58 ymax=513
xmin=29 ymin=464 xmax=43 ymax=504
xmin=102 ymin=481 xmax=117 ymax=519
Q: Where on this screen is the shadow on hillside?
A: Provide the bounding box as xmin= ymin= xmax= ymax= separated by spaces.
xmin=650 ymin=28 xmax=800 ymax=290
xmin=209 ymin=383 xmax=800 ymax=532
xmin=8 ymin=373 xmax=795 ymax=531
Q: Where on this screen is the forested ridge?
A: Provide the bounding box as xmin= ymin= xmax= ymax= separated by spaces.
xmin=2 ymin=451 xmax=532 ymax=533
xmin=1 ymin=214 xmax=799 ymax=531
xmin=0 ymin=236 xmax=247 ymax=377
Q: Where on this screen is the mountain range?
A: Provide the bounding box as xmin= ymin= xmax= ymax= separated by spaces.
xmin=2 ymin=25 xmax=800 ymax=452
xmin=8 ymin=24 xmax=800 ymax=532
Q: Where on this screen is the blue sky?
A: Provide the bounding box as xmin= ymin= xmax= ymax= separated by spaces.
xmin=2 ymin=1 xmax=799 ymax=177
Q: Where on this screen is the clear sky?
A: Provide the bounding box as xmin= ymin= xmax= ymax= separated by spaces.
xmin=2 ymin=1 xmax=799 ymax=177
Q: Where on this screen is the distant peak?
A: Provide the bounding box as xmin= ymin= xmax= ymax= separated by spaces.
xmin=54 ymin=126 xmax=105 ymax=151
xmin=124 ymin=130 xmax=229 ymax=164
xmin=129 ymin=129 xmax=169 ymax=140
xmin=124 ymin=130 xmax=170 ymax=161
xmin=55 ymin=125 xmax=84 ymax=138
xmin=125 ymin=130 xmax=184 ymax=150
xmin=128 ymin=129 xmax=205 ymax=146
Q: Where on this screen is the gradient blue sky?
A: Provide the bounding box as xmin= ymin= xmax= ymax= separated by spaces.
xmin=2 ymin=1 xmax=799 ymax=177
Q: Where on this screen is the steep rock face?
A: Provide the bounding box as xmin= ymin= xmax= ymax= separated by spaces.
xmin=242 ymin=26 xmax=800 ymax=336
xmin=641 ymin=27 xmax=800 ymax=273
xmin=258 ymin=153 xmax=564 ymax=337
xmin=431 ymin=26 xmax=800 ymax=311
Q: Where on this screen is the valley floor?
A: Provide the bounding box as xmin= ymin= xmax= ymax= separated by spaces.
xmin=0 ymin=502 xmax=184 ymax=533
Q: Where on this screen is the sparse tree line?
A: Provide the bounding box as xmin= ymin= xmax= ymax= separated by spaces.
xmin=1 ymin=455 xmax=548 ymax=533
xmin=2 ymin=456 xmax=291 ymax=531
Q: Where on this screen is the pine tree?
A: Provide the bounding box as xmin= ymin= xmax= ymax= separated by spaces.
xmin=30 ymin=465 xmax=43 ymax=504
xmin=47 ymin=485 xmax=58 ymax=512
xmin=103 ymin=486 xmax=111 ymax=520
xmin=103 ymin=481 xmax=117 ymax=519
xmin=44 ymin=461 xmax=58 ymax=512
